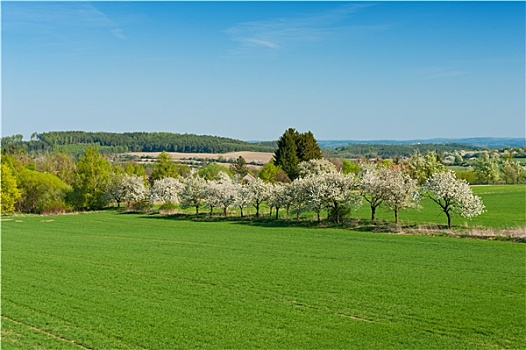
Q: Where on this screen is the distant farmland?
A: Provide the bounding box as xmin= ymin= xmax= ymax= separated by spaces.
xmin=128 ymin=151 xmax=274 ymax=165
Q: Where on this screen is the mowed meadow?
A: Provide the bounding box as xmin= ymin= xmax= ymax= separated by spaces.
xmin=2 ymin=186 xmax=525 ymax=349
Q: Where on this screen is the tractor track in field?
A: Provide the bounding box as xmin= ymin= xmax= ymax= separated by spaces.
xmin=1 ymin=315 xmax=93 ymax=350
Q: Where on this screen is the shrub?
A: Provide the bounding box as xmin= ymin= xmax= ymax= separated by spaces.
xmin=128 ymin=198 xmax=152 ymax=213
xmin=41 ymin=200 xmax=69 ymax=215
xmin=159 ymin=202 xmax=178 ymax=215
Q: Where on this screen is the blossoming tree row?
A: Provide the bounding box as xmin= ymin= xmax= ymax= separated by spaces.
xmin=110 ymin=159 xmax=484 ymax=229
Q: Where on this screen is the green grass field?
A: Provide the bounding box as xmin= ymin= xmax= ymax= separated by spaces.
xmin=2 ymin=210 xmax=525 ymax=349
xmin=342 ymin=184 xmax=525 ymax=230
xmin=171 ymin=185 xmax=526 ymax=231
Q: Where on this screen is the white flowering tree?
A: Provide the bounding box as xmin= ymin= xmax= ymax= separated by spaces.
xmin=294 ymin=176 xmax=328 ymax=221
xmin=205 ymin=172 xmax=238 ymax=216
xmin=121 ymin=175 xmax=148 ymax=204
xmin=290 ymin=177 xmax=311 ymax=220
xmin=234 ymin=183 xmax=253 ymax=217
xmin=106 ymin=174 xmax=147 ymax=208
xmin=266 ymin=183 xmax=292 ymax=219
xmin=179 ymin=176 xmax=208 ymax=215
xmin=298 ymin=159 xmax=337 ymax=178
xmin=105 ymin=173 xmax=127 ymax=208
xmin=381 ymin=168 xmax=420 ymax=224
xmin=360 ymin=166 xmax=389 ymax=222
xmin=150 ymin=177 xmax=182 ymax=204
xmin=245 ymin=178 xmax=270 ymax=218
xmin=422 ymin=171 xmax=485 ymax=229
xmin=323 ymin=172 xmax=361 ymax=223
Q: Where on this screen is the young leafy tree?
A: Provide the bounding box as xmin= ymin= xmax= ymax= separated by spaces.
xmin=124 ymin=162 xmax=146 ymax=177
xmin=36 ymin=153 xmax=76 ymax=185
xmin=16 ymin=168 xmax=71 ymax=213
xmin=150 ymin=151 xmax=178 ymax=185
xmin=422 ymin=171 xmax=485 ymax=229
xmin=408 ymin=150 xmax=446 ymax=184
xmin=72 ymin=147 xmax=112 ymax=210
xmin=1 ymin=161 xmax=21 ymax=213
xmin=258 ymin=161 xmax=280 ymax=183
xmin=475 ymin=152 xmax=501 ymax=184
xmin=501 ymin=158 xmax=525 ymax=184
xmin=198 ymin=163 xmax=232 ymax=181
xmin=342 ymin=159 xmax=361 ymax=175
xmin=230 ymin=156 xmax=249 ymax=179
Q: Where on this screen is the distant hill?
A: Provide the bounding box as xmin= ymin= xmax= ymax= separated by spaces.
xmin=1 ymin=131 xmax=276 ymax=157
xmin=316 ymin=138 xmax=525 ymax=149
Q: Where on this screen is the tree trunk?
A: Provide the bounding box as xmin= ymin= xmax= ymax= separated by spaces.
xmin=239 ymin=206 xmax=244 ymax=217
xmin=223 ymin=207 xmax=227 ymax=216
xmin=195 ymin=205 xmax=199 ymax=215
xmin=317 ymin=210 xmax=321 ymax=222
xmin=335 ymin=202 xmax=340 ymax=223
xmin=256 ymin=202 xmax=260 ymax=218
xmin=275 ymin=207 xmax=280 ymax=220
xmin=446 ymin=210 xmax=451 ymax=229
xmin=394 ymin=208 xmax=399 ymax=224
xmin=371 ymin=205 xmax=376 ymax=222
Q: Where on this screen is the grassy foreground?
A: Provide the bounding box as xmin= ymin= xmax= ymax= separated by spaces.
xmin=2 ymin=212 xmax=525 ymax=349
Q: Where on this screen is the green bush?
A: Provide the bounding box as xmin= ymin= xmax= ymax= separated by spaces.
xmin=128 ymin=198 xmax=151 ymax=213
xmin=455 ymin=170 xmax=477 ymax=184
xmin=41 ymin=200 xmax=69 ymax=215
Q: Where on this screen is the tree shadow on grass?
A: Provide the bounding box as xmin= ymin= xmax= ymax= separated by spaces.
xmin=130 ymin=211 xmax=406 ymax=232
xmin=122 ymin=211 xmax=524 ymax=241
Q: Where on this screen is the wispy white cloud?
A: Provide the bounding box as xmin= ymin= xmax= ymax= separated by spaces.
xmin=3 ymin=2 xmax=126 ymax=40
xmin=224 ymin=3 xmax=383 ymax=55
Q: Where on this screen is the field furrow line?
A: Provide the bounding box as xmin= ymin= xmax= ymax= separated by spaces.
xmin=1 ymin=315 xmax=93 ymax=350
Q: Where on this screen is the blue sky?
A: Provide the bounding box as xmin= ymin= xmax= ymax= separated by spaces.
xmin=2 ymin=1 xmax=524 ymax=141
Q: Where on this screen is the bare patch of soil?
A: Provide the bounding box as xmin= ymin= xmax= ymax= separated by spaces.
xmin=128 ymin=151 xmax=274 ymax=164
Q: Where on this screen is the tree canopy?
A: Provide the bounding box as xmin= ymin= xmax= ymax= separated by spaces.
xmin=273 ymin=128 xmax=322 ymax=180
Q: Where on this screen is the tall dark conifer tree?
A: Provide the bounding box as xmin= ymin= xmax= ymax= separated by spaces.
xmin=273 ymin=128 xmax=322 ymax=180
xmin=273 ymin=128 xmax=300 ymax=180
xmin=297 ymin=131 xmax=322 ymax=162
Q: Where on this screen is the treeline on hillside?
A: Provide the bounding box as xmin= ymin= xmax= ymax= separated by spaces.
xmin=1 ymin=131 xmax=276 ymax=156
xmin=326 ymin=143 xmax=482 ymax=159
